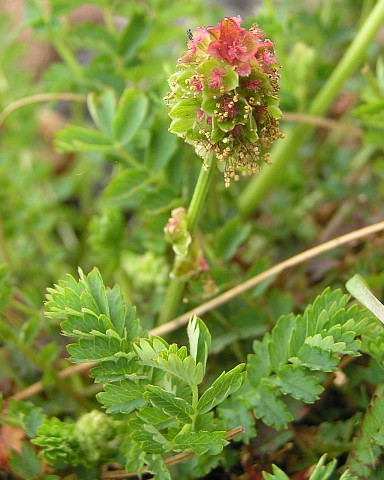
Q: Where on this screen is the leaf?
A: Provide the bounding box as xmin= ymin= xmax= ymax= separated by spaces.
xmin=169 ymin=98 xmax=199 ymax=120
xmin=91 ymin=357 xmax=143 ymax=383
xmin=272 ymin=364 xmax=323 ymax=403
xmin=55 ymin=125 xmax=114 ymax=153
xmin=289 ymin=289 xmax=350 ymax=356
xmin=113 ymin=88 xmax=148 ymax=146
xmin=157 ymin=353 xmax=204 ymax=387
xmin=62 ymin=310 xmax=111 ymax=338
xmin=147 ymin=119 xmax=178 ymax=171
xmin=187 ymin=316 xmax=211 ymax=375
xmin=346 ymin=274 xmax=384 ymax=325
xmin=268 ymin=313 xmax=296 ymax=370
xmin=173 ymin=430 xmax=228 ymax=455
xmin=197 ymin=364 xmax=246 ymax=414
xmin=107 ymin=285 xmax=140 ymax=339
xmin=0 ymin=263 xmax=11 ymax=313
xmin=97 ymin=380 xmax=147 ymax=414
xmin=169 ymin=117 xmax=196 ymax=134
xmin=247 ymin=384 xmax=293 ymax=429
xmin=130 ymin=419 xmax=168 ymax=454
xmin=8 ymin=401 xmax=46 ymax=438
xmin=218 ymin=396 xmax=256 ymax=443
xmin=247 ymin=338 xmax=271 ymax=387
xmin=80 ymin=267 xmax=110 ymax=316
xmin=72 ymin=21 xmax=117 ymax=51
xmin=145 ymin=454 xmax=172 ymax=480
xmin=290 ymin=343 xmax=340 ymax=372
xmin=216 ymin=218 xmax=252 ymax=261
xmin=145 ymin=385 xmax=194 ymax=423
xmin=104 ymin=168 xmax=150 ymax=208
xmin=67 ymin=336 xmax=130 ymax=363
xmin=87 ymin=90 xmax=116 ymax=138
xmin=10 ymin=442 xmax=42 ymax=480
xmin=118 ymin=14 xmax=152 ymax=61
xmin=134 ymin=337 xmax=169 ymax=366
xmin=136 ymin=406 xmax=175 ymax=430
xmin=140 ymin=185 xmax=177 ymax=212
xmin=346 ymin=392 xmax=384 ymax=476
xmin=307 ymin=454 xmax=337 ymax=480
xmin=263 ymin=464 xmax=290 ymax=480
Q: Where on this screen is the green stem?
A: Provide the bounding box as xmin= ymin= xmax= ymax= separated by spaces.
xmin=0 ymin=208 xmax=11 ymax=265
xmin=238 ymin=0 xmax=384 ymax=218
xmin=191 ymin=384 xmax=199 ymax=431
xmin=157 ymin=154 xmax=215 ymax=325
xmin=263 ymin=0 xmax=276 ymax=17
xmin=52 ymin=37 xmax=84 ymax=79
xmin=187 ymin=155 xmax=215 ymax=232
xmin=115 ymin=144 xmax=142 ymax=168
xmin=102 ymin=6 xmax=116 ymax=34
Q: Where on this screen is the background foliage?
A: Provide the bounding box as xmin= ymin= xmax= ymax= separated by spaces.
xmin=1 ymin=0 xmax=384 ymax=478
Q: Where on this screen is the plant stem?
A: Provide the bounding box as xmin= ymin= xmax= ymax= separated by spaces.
xmin=186 ymin=156 xmax=215 ymax=232
xmin=102 ymin=6 xmax=116 ymax=34
xmin=238 ymin=0 xmax=384 ymax=218
xmin=0 ymin=93 xmax=86 ymax=129
xmin=52 ymin=37 xmax=84 ymax=79
xmin=157 ymin=154 xmax=215 ymax=325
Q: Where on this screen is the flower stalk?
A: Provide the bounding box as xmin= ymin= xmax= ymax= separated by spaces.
xmin=158 ymin=154 xmax=214 ymax=324
xmin=159 ymin=16 xmax=283 ymax=324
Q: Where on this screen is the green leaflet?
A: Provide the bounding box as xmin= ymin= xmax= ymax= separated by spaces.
xmin=96 ymin=380 xmax=147 ymax=414
xmin=262 ymin=454 xmax=356 ymax=480
xmin=90 ymin=357 xmax=143 ymax=383
xmin=130 ymin=420 xmax=169 ymax=454
xmin=271 ymin=364 xmax=324 ymax=403
xmin=172 ymin=430 xmax=228 ymax=455
xmin=112 ymin=88 xmax=148 ymax=146
xmin=247 ymin=384 xmax=293 ymax=429
xmin=145 ymin=454 xmax=172 ymax=480
xmin=56 ymin=87 xmax=148 ymax=153
xmin=263 ymin=464 xmax=290 ymax=480
xmin=104 ymin=168 xmax=152 ymax=208
xmin=346 ymin=391 xmax=384 ymax=477
xmin=0 ymin=263 xmax=11 ymax=313
xmin=289 ymin=343 xmax=340 ymax=372
xmin=187 ymin=316 xmax=211 ymax=375
xmin=55 ymin=126 xmax=114 ymax=153
xmin=10 ymin=442 xmax=42 ymax=480
xmin=88 ymin=90 xmax=116 ymax=138
xmin=197 ymin=364 xmax=245 ymax=414
xmin=157 ymin=353 xmax=205 ymax=387
xmin=145 ymin=385 xmax=194 ymax=424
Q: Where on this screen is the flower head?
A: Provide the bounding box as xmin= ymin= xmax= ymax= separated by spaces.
xmin=165 ymin=16 xmax=283 ymax=186
xmin=207 ymin=17 xmax=259 ymax=77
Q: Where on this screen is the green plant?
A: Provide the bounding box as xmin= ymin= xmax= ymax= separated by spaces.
xmin=1 ymin=0 xmax=384 ymax=478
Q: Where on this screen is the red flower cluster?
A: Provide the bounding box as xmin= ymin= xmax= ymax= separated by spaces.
xmin=165 ymin=16 xmax=283 ymax=186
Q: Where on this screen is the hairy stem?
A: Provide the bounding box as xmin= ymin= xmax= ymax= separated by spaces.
xmin=238 ymin=0 xmax=384 ymax=217
xmin=157 ymin=154 xmax=215 ymax=325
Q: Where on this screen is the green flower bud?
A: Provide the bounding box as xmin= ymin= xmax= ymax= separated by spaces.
xmin=75 ymin=410 xmax=116 ymax=463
